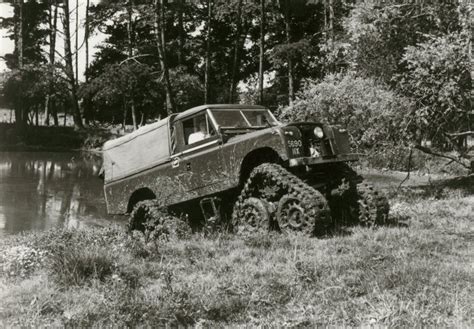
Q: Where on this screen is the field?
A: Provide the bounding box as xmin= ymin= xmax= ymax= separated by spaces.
xmin=0 ymin=176 xmax=472 ymax=327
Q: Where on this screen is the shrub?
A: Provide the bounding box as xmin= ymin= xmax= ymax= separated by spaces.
xmin=279 ymin=73 xmax=413 ymax=151
xmin=0 ymin=245 xmax=47 ymax=278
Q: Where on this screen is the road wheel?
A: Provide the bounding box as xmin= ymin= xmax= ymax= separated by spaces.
xmin=276 ymin=195 xmax=309 ymax=233
xmin=276 ymin=192 xmax=330 ymax=236
xmin=233 ymin=197 xmax=272 ymax=235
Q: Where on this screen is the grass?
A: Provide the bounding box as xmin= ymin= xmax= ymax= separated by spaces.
xmin=0 ymin=184 xmax=472 ymax=327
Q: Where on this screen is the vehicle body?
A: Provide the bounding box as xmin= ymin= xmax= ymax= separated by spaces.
xmin=103 ymin=104 xmax=388 ymax=234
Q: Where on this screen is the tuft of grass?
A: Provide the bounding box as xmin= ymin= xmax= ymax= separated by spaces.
xmin=0 ymin=184 xmax=473 ymax=327
xmin=49 ymin=245 xmax=115 ymax=286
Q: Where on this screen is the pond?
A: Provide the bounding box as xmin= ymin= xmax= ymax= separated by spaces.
xmin=0 ymin=152 xmax=124 ymax=238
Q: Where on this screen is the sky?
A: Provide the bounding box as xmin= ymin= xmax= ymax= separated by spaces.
xmin=0 ymin=0 xmax=104 ymax=81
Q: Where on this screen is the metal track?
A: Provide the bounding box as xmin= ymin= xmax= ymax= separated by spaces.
xmin=233 ymin=163 xmax=332 ymax=235
xmin=356 ymin=182 xmax=390 ymax=226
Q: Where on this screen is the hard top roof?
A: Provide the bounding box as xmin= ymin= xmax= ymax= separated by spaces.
xmin=174 ymin=104 xmax=267 ymax=121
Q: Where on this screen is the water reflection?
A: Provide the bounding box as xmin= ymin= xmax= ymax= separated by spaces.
xmin=0 ymin=152 xmax=123 ymax=237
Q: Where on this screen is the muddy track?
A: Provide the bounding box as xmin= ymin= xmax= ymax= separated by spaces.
xmin=233 ymin=163 xmax=332 ymax=235
xmin=356 ymin=182 xmax=390 ymax=226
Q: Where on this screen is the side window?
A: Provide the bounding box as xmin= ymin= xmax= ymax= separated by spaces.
xmin=183 ymin=114 xmax=216 ymax=145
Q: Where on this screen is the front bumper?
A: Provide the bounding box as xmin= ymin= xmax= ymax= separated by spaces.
xmin=288 ymin=154 xmax=359 ymax=167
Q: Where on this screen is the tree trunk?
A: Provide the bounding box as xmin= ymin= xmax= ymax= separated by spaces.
xmin=62 ymin=0 xmax=83 ymax=129
xmin=75 ymin=0 xmax=79 ymax=84
xmin=328 ymin=0 xmax=334 ymax=42
xmin=204 ymin=0 xmax=212 ymax=104
xmin=44 ymin=96 xmax=50 ymax=126
xmin=45 ymin=3 xmax=58 ymax=126
xmin=14 ymin=0 xmax=25 ymax=130
xmin=154 ymin=0 xmax=175 ymax=116
xmin=131 ymin=103 xmax=137 ymax=128
xmin=16 ymin=0 xmax=23 ymax=69
xmin=177 ymin=0 xmax=184 ymax=66
xmin=85 ymin=0 xmax=90 ymax=79
xmin=258 ymin=0 xmax=265 ymax=105
xmin=122 ymin=102 xmax=128 ymax=131
xmin=229 ymin=0 xmax=243 ymax=103
xmin=459 ymin=0 xmax=472 ymax=133
xmin=83 ymin=0 xmax=91 ymax=124
xmin=284 ymin=0 xmax=294 ymax=106
xmin=126 ymin=0 xmax=138 ymax=130
xmin=52 ymin=99 xmax=58 ymax=126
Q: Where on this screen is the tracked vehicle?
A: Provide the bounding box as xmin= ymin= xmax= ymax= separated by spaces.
xmin=102 ymin=104 xmax=389 ymax=236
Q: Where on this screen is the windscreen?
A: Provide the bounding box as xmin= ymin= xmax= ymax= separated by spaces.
xmin=211 ymin=109 xmax=278 ymax=128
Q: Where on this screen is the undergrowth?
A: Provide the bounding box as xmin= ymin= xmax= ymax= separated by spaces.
xmin=0 ymin=187 xmax=472 ymax=327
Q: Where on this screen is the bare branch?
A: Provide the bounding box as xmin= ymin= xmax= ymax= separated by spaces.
xmin=446 ymin=131 xmax=474 ymax=138
xmin=119 ymin=54 xmax=153 ymax=66
xmin=414 ymin=145 xmax=471 ymax=170
xmin=398 ymin=147 xmax=413 ymax=190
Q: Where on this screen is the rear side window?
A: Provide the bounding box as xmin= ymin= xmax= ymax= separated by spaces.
xmin=182 ymin=114 xmax=216 ymax=145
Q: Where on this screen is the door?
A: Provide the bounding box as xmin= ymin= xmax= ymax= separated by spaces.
xmin=171 ymin=112 xmax=226 ymax=198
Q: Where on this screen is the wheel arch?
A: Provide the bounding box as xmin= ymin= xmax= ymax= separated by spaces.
xmin=127 ymin=187 xmax=156 ymax=213
xmin=239 ymin=147 xmax=283 ymax=186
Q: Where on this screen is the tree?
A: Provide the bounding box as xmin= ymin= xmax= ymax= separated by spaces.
xmin=258 ymin=0 xmax=265 ymax=105
xmin=397 ymin=33 xmax=472 ymax=150
xmin=61 ymin=0 xmax=83 ymax=129
xmin=228 ymin=0 xmax=243 ymax=103
xmin=3 ymin=65 xmax=69 ymax=127
xmin=80 ymin=62 xmax=162 ymax=126
xmin=154 ymin=0 xmax=175 ymax=115
xmin=344 ymin=1 xmax=462 ymax=83
xmin=283 ymin=0 xmax=294 ymax=106
xmin=44 ymin=1 xmax=59 ymax=126
xmin=204 ymin=0 xmax=212 ymax=104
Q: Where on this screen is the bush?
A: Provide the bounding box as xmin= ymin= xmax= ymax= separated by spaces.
xmin=279 ymin=73 xmax=413 ymax=151
xmin=0 ymin=245 xmax=47 ymax=278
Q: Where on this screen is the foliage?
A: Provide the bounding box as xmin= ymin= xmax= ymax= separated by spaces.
xmin=0 ymin=1 xmax=49 ymax=69
xmin=3 ymin=65 xmax=69 ymax=119
xmin=80 ymin=61 xmax=162 ymax=123
xmin=396 ymin=33 xmax=472 ymax=145
xmin=0 ymin=245 xmax=47 ymax=278
xmin=344 ymin=1 xmax=463 ymax=83
xmin=170 ymin=67 xmax=204 ymax=112
xmin=280 ymin=73 xmax=414 ymax=149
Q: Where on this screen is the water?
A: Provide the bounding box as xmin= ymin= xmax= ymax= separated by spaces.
xmin=0 ymin=152 xmax=123 ymax=238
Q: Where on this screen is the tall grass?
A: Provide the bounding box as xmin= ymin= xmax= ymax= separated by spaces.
xmin=0 ymin=187 xmax=472 ymax=327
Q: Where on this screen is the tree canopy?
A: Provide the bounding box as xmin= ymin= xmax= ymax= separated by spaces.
xmin=0 ymin=0 xmax=471 ymax=160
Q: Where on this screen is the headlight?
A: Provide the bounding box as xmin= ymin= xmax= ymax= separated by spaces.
xmin=313 ymin=126 xmax=324 ymax=138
